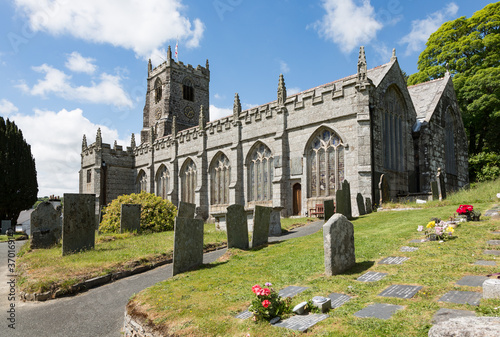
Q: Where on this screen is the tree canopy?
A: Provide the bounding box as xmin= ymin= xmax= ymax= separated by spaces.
xmin=0 ymin=117 xmax=38 ymax=226
xmin=408 ymin=2 xmax=500 ymax=155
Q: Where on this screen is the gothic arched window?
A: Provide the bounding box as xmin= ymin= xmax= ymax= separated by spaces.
xmin=182 ymin=78 xmax=194 ymax=101
xmin=248 ymin=143 xmax=273 ymax=202
xmin=382 ymin=86 xmax=406 ymax=171
xmin=154 ymin=78 xmax=162 ymax=103
xmin=156 ymin=165 xmax=169 ymax=199
xmin=136 ymin=170 xmax=147 ymax=193
xmin=308 ymin=129 xmax=345 ymax=197
xmin=210 ymin=153 xmax=230 ymax=205
xmin=181 ymin=159 xmax=196 ymax=204
xmin=445 ymin=108 xmax=457 ymax=175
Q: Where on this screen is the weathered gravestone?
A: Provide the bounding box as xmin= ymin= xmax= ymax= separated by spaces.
xmin=379 ymin=174 xmax=390 ymax=205
xmin=335 ymin=180 xmax=352 ymax=220
xmin=431 ymin=181 xmax=439 ymax=200
xmin=323 ymin=199 xmax=335 ymax=221
xmin=365 ymin=197 xmax=372 ymax=214
xmin=437 ymin=167 xmax=447 ymax=200
xmin=1 ymin=220 xmax=11 ymax=234
xmin=269 ymin=208 xmax=282 ymax=236
xmin=30 ymin=201 xmax=62 ymax=249
xmin=172 ymin=217 xmax=204 ymax=276
xmin=120 ymin=204 xmax=141 ymax=233
xmin=354 ymin=303 xmax=404 ymax=320
xmin=177 ymin=201 xmax=196 ymax=219
xmin=62 ymin=194 xmax=96 ymax=255
xmin=251 ymin=205 xmax=272 ymax=248
xmin=428 ymin=317 xmax=500 ymax=337
xmin=356 ymin=193 xmax=366 ymax=215
xmin=226 ymin=204 xmax=249 ymax=249
xmin=323 ymin=214 xmax=355 ymax=276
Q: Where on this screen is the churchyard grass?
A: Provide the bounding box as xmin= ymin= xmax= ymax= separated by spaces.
xmin=0 ymin=234 xmax=25 ymax=242
xmin=128 ymin=179 xmax=500 ymax=336
xmin=16 ymin=224 xmax=227 ymax=293
xmin=280 ymin=217 xmax=316 ymax=231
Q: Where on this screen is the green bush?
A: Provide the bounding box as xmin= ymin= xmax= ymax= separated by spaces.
xmin=468 ymin=152 xmax=500 ymax=182
xmin=99 ymin=192 xmax=177 ymax=233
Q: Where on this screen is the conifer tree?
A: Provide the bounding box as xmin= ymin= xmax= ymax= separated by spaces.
xmin=0 ymin=117 xmax=38 ymax=228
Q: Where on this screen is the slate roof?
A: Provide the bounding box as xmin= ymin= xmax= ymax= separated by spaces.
xmin=367 ymin=61 xmax=393 ymax=87
xmin=407 ymin=74 xmax=450 ymax=121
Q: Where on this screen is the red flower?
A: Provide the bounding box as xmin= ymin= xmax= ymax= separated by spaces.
xmin=252 ymin=285 xmax=262 ymax=294
xmin=457 ymin=204 xmax=473 ymax=215
xmin=262 ymin=288 xmax=271 ymax=296
xmin=262 ymin=300 xmax=271 ymax=308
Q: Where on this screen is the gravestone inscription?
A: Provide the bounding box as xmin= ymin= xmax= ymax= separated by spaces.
xmin=323 ymin=214 xmax=355 ymax=276
xmin=62 ymin=194 xmax=96 ymax=255
xmin=438 ymin=291 xmax=482 ymax=306
xmin=235 ymin=310 xmax=252 ymax=320
xmin=120 ymin=204 xmax=141 ymax=233
xmin=357 ymin=271 xmax=388 ymax=282
xmin=273 ymin=314 xmax=329 ymax=332
xmin=378 ymin=284 xmax=422 ymax=299
xmin=354 ymin=303 xmax=404 ymax=320
xmin=251 ymin=205 xmax=272 ymax=248
xmin=400 ymin=246 xmax=418 ymax=252
xmin=278 ymin=286 xmax=308 ymax=298
xmin=226 ymin=204 xmax=249 ymax=249
xmin=456 ymin=275 xmax=489 ymax=287
xmin=378 ymin=256 xmax=409 ymax=265
xmin=172 ymin=217 xmax=204 ymax=276
xmin=327 ymin=293 xmax=351 ymax=308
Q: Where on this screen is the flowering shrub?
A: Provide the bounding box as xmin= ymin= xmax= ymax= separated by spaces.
xmin=249 ymin=283 xmax=291 ymax=321
xmin=417 ymin=219 xmax=454 ymax=240
xmin=456 ymin=204 xmax=481 ymax=221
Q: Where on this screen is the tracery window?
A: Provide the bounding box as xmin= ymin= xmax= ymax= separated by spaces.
xmin=181 ymin=159 xmax=196 ymax=204
xmin=136 ymin=170 xmax=147 ymax=193
xmin=210 ymin=153 xmax=230 ymax=205
xmin=156 ymin=165 xmax=169 ymax=199
xmin=308 ymin=129 xmax=345 ymax=197
xmin=248 ymin=143 xmax=273 ymax=202
xmin=382 ymin=86 xmax=406 ymax=171
xmin=154 ymin=78 xmax=162 ymax=103
xmin=182 ymin=78 xmax=194 ymax=101
xmin=445 ymin=109 xmax=457 ymax=175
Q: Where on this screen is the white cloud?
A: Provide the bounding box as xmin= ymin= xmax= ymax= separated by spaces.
xmin=14 ymin=0 xmax=204 ymax=61
xmin=214 ymin=93 xmax=225 ymax=100
xmin=279 ymin=60 xmax=290 ymax=74
xmin=65 ymin=51 xmax=97 ymax=74
xmin=399 ymin=3 xmax=459 ymax=56
xmin=209 ymin=105 xmax=232 ymax=121
xmin=9 ymin=108 xmax=129 ymax=197
xmin=18 ymin=64 xmax=133 ymax=107
xmin=0 ymin=99 xmax=19 ymax=115
xmin=288 ymin=87 xmax=301 ymax=96
xmin=313 ymin=0 xmax=383 ymax=54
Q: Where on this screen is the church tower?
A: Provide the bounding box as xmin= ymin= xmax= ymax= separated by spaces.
xmin=141 ymin=46 xmax=210 ymax=144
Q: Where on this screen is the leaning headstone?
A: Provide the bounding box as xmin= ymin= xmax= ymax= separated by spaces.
xmin=1 ymin=220 xmax=11 ymax=234
xmin=251 ymin=205 xmax=272 ymax=248
xmin=172 ymin=217 xmax=204 ymax=275
xmin=120 ymin=204 xmax=141 ymax=233
xmin=335 ymin=180 xmax=352 ymax=220
xmin=431 ymin=181 xmax=439 ymax=200
xmin=226 ymin=204 xmax=249 ymax=249
xmin=437 ymin=167 xmax=447 ymax=200
xmin=379 ymin=174 xmax=389 ymax=205
xmin=356 ymin=193 xmax=366 ymax=215
xmin=323 ymin=199 xmax=335 ymax=221
xmin=177 ymin=201 xmax=196 ymax=219
xmin=365 ymin=197 xmax=372 ymax=214
xmin=428 ymin=317 xmax=500 ymax=337
xmin=269 ymin=208 xmax=282 ymax=236
xmin=323 ymin=214 xmax=355 ymax=276
xmin=62 ymin=194 xmax=96 ymax=255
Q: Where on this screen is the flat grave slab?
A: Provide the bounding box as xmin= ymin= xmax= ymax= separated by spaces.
xmin=354 ymin=303 xmax=404 ymax=320
xmin=474 ymin=260 xmax=497 ymax=266
xmin=378 ymin=284 xmax=422 ymax=299
xmin=327 ymin=293 xmax=351 ymax=309
xmin=273 ymin=313 xmax=329 ymax=332
xmin=491 ymin=230 xmax=500 ymax=234
xmin=409 ymin=238 xmax=427 ymax=243
xmin=487 ymin=240 xmax=500 ymax=245
xmin=431 ymin=308 xmax=476 ymax=324
xmin=400 ymin=246 xmax=419 ymax=252
xmin=357 ymin=271 xmax=388 ymax=282
xmin=279 ymin=286 xmax=308 ymax=298
xmin=484 ymin=250 xmax=500 ymax=256
xmin=438 ymin=291 xmax=482 ymax=306
xmin=235 ymin=310 xmax=252 ymax=319
xmin=456 ymin=275 xmax=490 ymax=287
xmin=378 ymin=256 xmax=410 ymax=265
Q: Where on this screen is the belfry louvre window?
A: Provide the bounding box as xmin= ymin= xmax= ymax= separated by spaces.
xmin=86 ymin=169 xmax=91 ymax=183
xmin=248 ymin=143 xmax=273 ymax=202
xmin=210 ymin=153 xmax=230 ymax=205
xmin=182 ymin=78 xmax=194 ymax=101
xmin=308 ymin=129 xmax=345 ymax=197
xmin=136 ymin=170 xmax=147 ymax=193
xmin=382 ymin=86 xmax=406 ymax=171
xmin=154 ymin=78 xmax=162 ymax=103
xmin=156 ymin=165 xmax=169 ymax=199
xmin=181 ymin=159 xmax=196 ymax=204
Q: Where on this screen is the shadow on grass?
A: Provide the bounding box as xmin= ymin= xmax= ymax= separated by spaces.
xmin=342 ymin=261 xmax=376 ymax=275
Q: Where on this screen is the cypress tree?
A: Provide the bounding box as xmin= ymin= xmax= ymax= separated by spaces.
xmin=0 ymin=117 xmax=38 ymax=228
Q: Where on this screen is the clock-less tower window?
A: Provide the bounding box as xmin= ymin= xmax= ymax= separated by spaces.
xmin=154 ymin=78 xmax=162 ymax=103
xmin=182 ymin=78 xmax=194 ymax=101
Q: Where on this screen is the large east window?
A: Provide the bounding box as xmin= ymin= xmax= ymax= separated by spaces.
xmin=383 ymin=86 xmax=406 ymax=171
xmin=181 ymin=159 xmax=196 ymax=204
xmin=210 ymin=153 xmax=230 ymax=205
xmin=248 ymin=143 xmax=273 ymax=202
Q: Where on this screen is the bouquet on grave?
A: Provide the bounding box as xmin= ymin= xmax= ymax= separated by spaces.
xmin=248 ymin=283 xmax=292 ymax=321
xmin=417 ymin=218 xmax=454 ymax=241
xmin=456 ymin=204 xmax=481 ymax=221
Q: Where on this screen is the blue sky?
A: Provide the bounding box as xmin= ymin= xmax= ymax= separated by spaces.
xmin=0 ymin=0 xmax=493 ymax=197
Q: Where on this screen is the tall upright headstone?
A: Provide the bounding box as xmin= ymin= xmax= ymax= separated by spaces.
xmin=120 ymin=204 xmax=141 ymax=233
xmin=356 ymin=193 xmax=366 ymax=216
xmin=172 ymin=217 xmax=204 ymax=275
xmin=1 ymin=220 xmax=11 ymax=235
xmin=62 ymin=194 xmax=96 ymax=255
xmin=379 ymin=174 xmax=389 ymax=205
xmin=269 ymin=208 xmax=282 ymax=236
xmin=431 ymin=181 xmax=439 ymax=200
xmin=251 ymin=205 xmax=272 ymax=248
xmin=226 ymin=204 xmax=249 ymax=249
xmin=323 ymin=214 xmax=356 ymax=276
xmin=177 ymin=201 xmax=196 ymax=219
xmin=335 ymin=180 xmax=352 ymax=220
xmin=365 ymin=197 xmax=372 ymax=214
xmin=437 ymin=168 xmax=446 ymax=201
xmin=30 ymin=201 xmax=62 ymax=249
xmin=323 ymin=199 xmax=335 ymax=221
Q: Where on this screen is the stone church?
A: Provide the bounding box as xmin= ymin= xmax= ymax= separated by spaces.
xmin=80 ymin=46 xmax=468 ymax=219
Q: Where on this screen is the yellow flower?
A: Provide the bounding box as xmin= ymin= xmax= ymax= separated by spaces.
xmin=446 ymin=226 xmax=454 ymax=233
xmin=426 ymin=221 xmax=436 ymax=228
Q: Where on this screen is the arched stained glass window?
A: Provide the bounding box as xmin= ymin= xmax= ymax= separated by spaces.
xmin=248 ymin=143 xmax=273 ymax=202
xmin=181 ymin=159 xmax=196 ymax=204
xmin=308 ymin=129 xmax=345 ymax=197
xmin=210 ymin=153 xmax=230 ymax=205
xmin=136 ymin=170 xmax=147 ymax=193
xmin=155 ymin=165 xmax=169 ymax=199
xmin=382 ymin=86 xmax=406 ymax=171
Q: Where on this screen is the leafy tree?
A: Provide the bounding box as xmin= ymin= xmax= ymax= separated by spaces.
xmin=408 ymin=2 xmax=500 ymax=155
xmin=99 ymin=191 xmax=177 ymax=233
xmin=0 ymin=117 xmax=38 ymax=227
